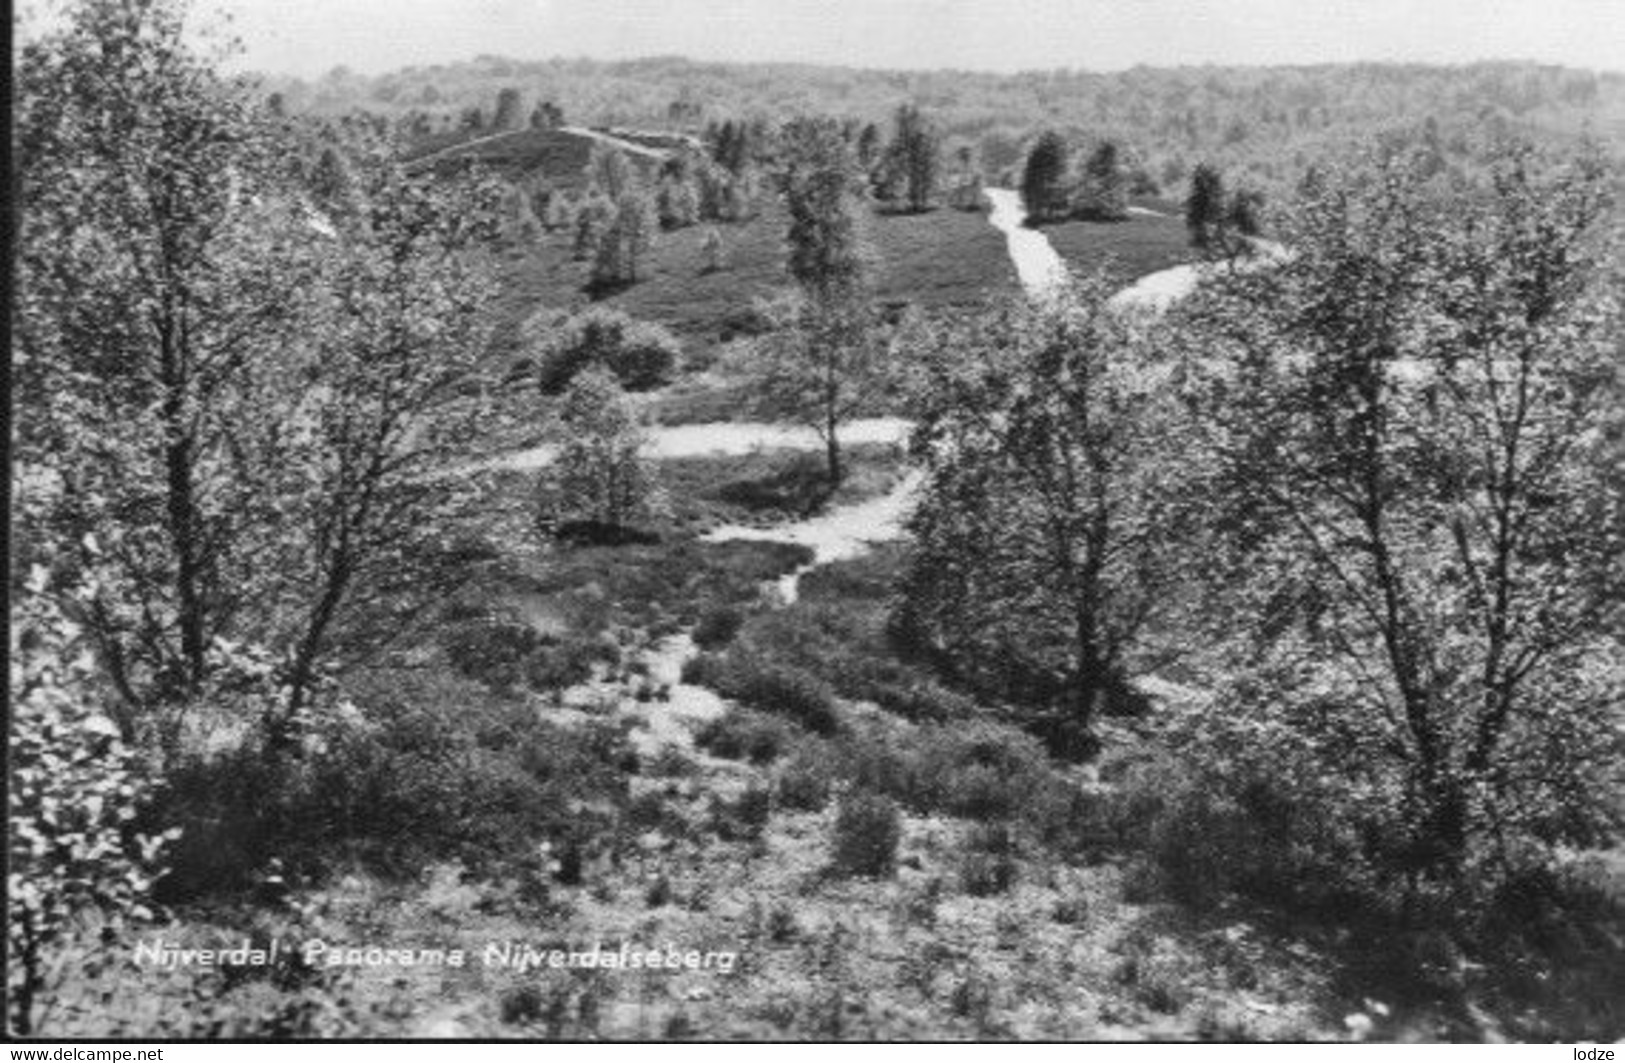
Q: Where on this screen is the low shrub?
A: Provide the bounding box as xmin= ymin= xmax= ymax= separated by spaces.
xmin=683 ymin=649 xmax=841 ymax=737
xmin=831 ymin=791 xmax=902 ymax=878
xmin=710 ymin=786 xmax=774 ymax=842
xmin=535 ymin=307 xmax=680 ymax=394
xmin=157 ymin=673 xmax=636 ymax=897
xmin=695 ymin=708 xmax=791 ymax=766
xmin=959 ymin=823 xmax=1018 ymax=897
xmin=9 ymin=591 xmax=176 ymax=1036
xmin=441 ymin=613 xmax=539 ymax=689
xmin=680 ymin=651 xmax=726 ymax=688
xmin=725 ymin=657 xmax=840 ymax=736
xmin=1111 ymin=752 xmax=1364 ymax=914
xmin=522 ymin=636 xmax=611 ymax=693
xmin=776 ymin=742 xmax=837 ymax=812
xmin=834 ymin=719 xmax=1054 ymax=824
xmin=692 ymin=604 xmax=745 ymax=650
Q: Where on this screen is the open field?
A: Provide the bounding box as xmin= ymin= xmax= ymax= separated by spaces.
xmin=1041 ymin=211 xmax=1194 ymax=286
xmin=487 ymin=200 xmax=1020 ymax=369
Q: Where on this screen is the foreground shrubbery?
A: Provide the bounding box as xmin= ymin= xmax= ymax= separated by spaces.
xmin=832 ymin=791 xmax=902 ymax=878
xmin=9 ymin=583 xmax=177 ymax=1036
xmin=681 ymin=652 xmax=840 ymax=735
xmin=686 ymin=549 xmax=978 ymax=727
xmin=155 ymin=671 xmax=639 ymax=897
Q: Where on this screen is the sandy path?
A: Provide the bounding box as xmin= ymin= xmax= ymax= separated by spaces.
xmin=481 ymin=416 xmax=912 ymax=473
xmin=983 ymin=188 xmax=1071 ymax=299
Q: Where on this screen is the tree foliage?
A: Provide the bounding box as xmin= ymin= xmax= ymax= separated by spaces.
xmin=1019 ymin=130 xmax=1070 ymax=223
xmin=1172 ymin=144 xmax=1625 ymax=888
xmin=8 ymin=571 xmax=179 ymax=1036
xmin=744 ymin=295 xmax=895 ymax=485
xmin=897 ymin=279 xmax=1179 ymax=755
xmin=781 ymin=115 xmax=874 ymax=308
xmin=1073 ymin=139 xmax=1128 ymax=221
xmin=15 ymin=0 xmax=501 ymax=748
xmin=535 ymin=367 xmax=665 ymax=536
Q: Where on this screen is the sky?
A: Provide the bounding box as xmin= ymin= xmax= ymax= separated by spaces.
xmin=37 ymin=0 xmax=1625 ymax=78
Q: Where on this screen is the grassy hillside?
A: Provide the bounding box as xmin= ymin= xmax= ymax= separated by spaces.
xmin=404 ymin=128 xmax=637 ymax=187
xmin=488 ymin=200 xmax=1018 ymax=366
xmin=871 ymin=206 xmax=1018 ymax=310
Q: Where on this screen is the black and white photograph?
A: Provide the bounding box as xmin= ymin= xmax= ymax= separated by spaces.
xmin=10 ymin=0 xmax=1625 ymax=1043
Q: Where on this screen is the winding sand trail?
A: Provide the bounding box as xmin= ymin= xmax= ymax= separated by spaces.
xmin=982 ymin=187 xmax=1070 ymax=299
xmin=530 ymin=189 xmax=1244 ymax=748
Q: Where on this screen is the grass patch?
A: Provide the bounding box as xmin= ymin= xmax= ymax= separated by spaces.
xmin=869 ymin=205 xmax=1018 ymax=311
xmin=487 ymin=204 xmax=792 ymax=366
xmin=1040 ymin=211 xmax=1192 ymax=286
xmin=488 ymin=200 xmax=1018 ymax=377
xmin=403 ymin=128 xmax=600 ymax=185
xmin=659 ymin=444 xmax=910 ymax=532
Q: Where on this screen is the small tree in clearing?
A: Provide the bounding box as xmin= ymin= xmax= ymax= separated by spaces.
xmin=747 ymin=295 xmax=894 ymax=487
xmin=1020 ymin=131 xmax=1070 ymax=223
xmin=1073 ymin=139 xmax=1127 ymax=221
xmin=591 ymin=191 xmax=655 ymax=289
xmin=1185 ymin=162 xmax=1225 ymax=249
xmin=700 ymin=226 xmax=725 ymax=273
xmin=536 ymin=367 xmax=664 ymax=537
xmin=765 ymin=115 xmax=884 ymax=484
xmin=886 ymin=103 xmax=941 ymax=213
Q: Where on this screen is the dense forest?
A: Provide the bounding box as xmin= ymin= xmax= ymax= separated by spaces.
xmin=11 ymin=0 xmax=1625 ymax=1043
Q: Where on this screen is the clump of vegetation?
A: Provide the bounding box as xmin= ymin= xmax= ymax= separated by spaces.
xmin=682 ymin=651 xmax=841 ymax=736
xmin=958 ymin=823 xmax=1019 ymax=897
xmin=710 ymin=785 xmax=774 ymax=842
xmin=895 ymin=280 xmax=1173 ymax=758
xmin=776 ymin=741 xmax=838 ymax=811
xmin=532 ymin=305 xmax=681 ymax=393
xmin=831 ymin=791 xmax=902 ymax=878
xmin=691 ymin=603 xmax=745 ymax=649
xmin=534 ymin=366 xmax=667 ymax=540
xmin=695 ymin=708 xmax=793 ymax=765
xmin=157 ymin=672 xmax=636 ymax=897
xmin=714 ymin=551 xmax=980 ymax=727
xmin=8 ymin=582 xmax=178 ymax=1036
xmin=836 ymin=719 xmax=1057 ymax=825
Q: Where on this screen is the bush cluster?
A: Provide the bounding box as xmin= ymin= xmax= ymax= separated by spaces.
xmin=694 ymin=708 xmax=792 ymax=765
xmin=533 ymin=307 xmax=681 ymax=394
xmin=831 ymin=791 xmax=902 ymax=878
xmin=836 ymin=719 xmax=1054 ymax=823
xmin=723 ymin=560 xmax=979 ymax=726
xmin=776 ymin=742 xmax=838 ymax=811
xmin=154 ymin=672 xmax=640 ymax=898
xmin=681 ymin=651 xmax=840 ymax=736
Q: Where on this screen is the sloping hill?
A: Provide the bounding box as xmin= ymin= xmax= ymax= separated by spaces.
xmin=404 ymin=127 xmax=663 ymax=186
xmin=489 ymin=200 xmax=1018 ymax=362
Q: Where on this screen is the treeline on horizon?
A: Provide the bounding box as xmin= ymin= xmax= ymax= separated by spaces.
xmin=261 ymin=55 xmax=1625 ymax=194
